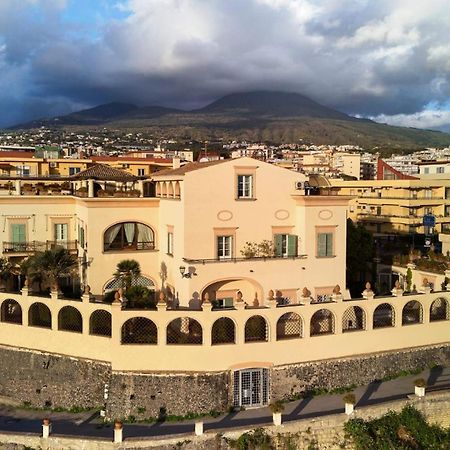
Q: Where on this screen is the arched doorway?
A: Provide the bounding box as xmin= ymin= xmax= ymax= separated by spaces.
xmin=201 ymin=278 xmax=263 ymax=308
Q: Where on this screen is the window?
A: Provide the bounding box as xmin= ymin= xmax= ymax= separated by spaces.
xmin=11 ymin=224 xmax=26 ymax=243
xmin=317 ymin=233 xmax=333 ymax=258
xmin=424 ymin=168 xmax=429 ymax=174
xmin=54 ymin=223 xmax=68 ymax=242
xmin=437 ymin=167 xmax=444 ymax=174
xmin=69 ymin=167 xmax=81 ymax=175
xmin=104 ymin=222 xmax=155 ymax=251
xmin=78 ymin=226 xmax=85 ymax=248
xmin=167 ymin=232 xmax=174 ymax=255
xmin=138 ymin=168 xmax=145 ymax=176
xmin=217 ymin=235 xmax=233 ymax=259
xmin=274 ymin=234 xmax=298 ymax=257
xmin=17 ymin=166 xmax=30 ymax=176
xmin=237 ymin=175 xmax=253 ymax=199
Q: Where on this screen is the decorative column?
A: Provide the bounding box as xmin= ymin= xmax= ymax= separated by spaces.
xmin=300 ymin=287 xmax=312 ymax=304
xmin=82 ymin=284 xmax=91 ymax=303
xmin=88 ymin=179 xmax=94 ymax=198
xmin=42 ymin=418 xmax=51 ymax=438
xmin=418 ymin=278 xmax=431 ymax=294
xmin=267 ymin=290 xmax=277 ymax=308
xmin=14 ymin=179 xmax=21 ymax=196
xmin=137 ymin=180 xmax=144 ymax=197
xmin=157 ymin=291 xmax=167 ymax=311
xmin=391 ymin=280 xmax=404 ymax=297
xmin=113 ymin=421 xmax=123 ymax=443
xmin=331 ymin=285 xmax=343 ymax=302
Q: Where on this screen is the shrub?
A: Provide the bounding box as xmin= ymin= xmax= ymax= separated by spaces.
xmin=343 ymin=393 xmax=356 ymax=405
xmin=414 ymin=378 xmax=426 ymax=388
xmin=269 ymin=400 xmax=285 ymax=413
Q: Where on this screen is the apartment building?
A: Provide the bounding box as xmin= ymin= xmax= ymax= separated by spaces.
xmin=0 ymin=157 xmax=350 ymax=305
xmin=329 ymin=178 xmax=450 ymax=235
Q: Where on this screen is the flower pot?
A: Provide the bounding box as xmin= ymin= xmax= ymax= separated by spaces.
xmin=273 ymin=412 xmax=282 ymax=426
xmin=345 ymin=403 xmax=354 ymax=415
xmin=415 ymin=386 xmax=425 ymax=397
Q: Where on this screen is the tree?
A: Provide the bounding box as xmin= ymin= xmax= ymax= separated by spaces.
xmin=114 ymin=259 xmax=141 ymax=291
xmin=27 ymin=248 xmax=78 ymax=292
xmin=346 ymin=219 xmax=374 ymax=295
xmin=0 ymin=257 xmax=13 ymax=290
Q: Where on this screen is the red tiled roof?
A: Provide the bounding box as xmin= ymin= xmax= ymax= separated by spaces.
xmin=70 ymin=163 xmax=137 ymax=181
xmin=0 ymin=151 xmax=35 ymax=158
xmin=152 ymin=159 xmax=228 ymax=177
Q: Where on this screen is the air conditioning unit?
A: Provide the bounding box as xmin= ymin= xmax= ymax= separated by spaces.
xmin=295 ymin=181 xmax=304 ymax=190
xmin=49 ymin=162 xmax=57 ymax=168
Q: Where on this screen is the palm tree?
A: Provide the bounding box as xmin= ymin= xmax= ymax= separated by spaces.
xmin=114 ymin=259 xmax=141 ymax=291
xmin=0 ymin=257 xmax=13 ymax=291
xmin=28 ymin=248 xmax=78 ymax=292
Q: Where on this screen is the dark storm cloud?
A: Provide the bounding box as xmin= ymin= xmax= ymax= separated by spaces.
xmin=1 ymin=0 xmax=450 ymax=128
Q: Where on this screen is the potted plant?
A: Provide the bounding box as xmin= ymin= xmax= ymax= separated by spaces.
xmin=269 ymin=400 xmax=284 ymax=426
xmin=343 ymin=393 xmax=356 ymax=415
xmin=76 ymin=186 xmax=88 ymax=197
xmin=414 ymin=378 xmax=426 ymax=397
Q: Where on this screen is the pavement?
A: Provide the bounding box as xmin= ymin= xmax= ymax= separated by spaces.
xmin=0 ymin=365 xmax=449 ymax=441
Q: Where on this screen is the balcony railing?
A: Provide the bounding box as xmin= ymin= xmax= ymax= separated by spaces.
xmin=3 ymin=240 xmax=78 ymax=254
xmin=103 ymin=241 xmax=155 ymax=252
xmin=183 ymin=254 xmax=308 ymax=264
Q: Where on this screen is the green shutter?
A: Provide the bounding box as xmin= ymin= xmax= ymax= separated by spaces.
xmin=317 ymin=233 xmax=327 ymax=257
xmin=287 ymin=235 xmax=298 ymax=257
xmin=11 ymin=224 xmax=26 ymax=243
xmin=326 ymin=233 xmax=333 ymax=256
xmin=274 ymin=234 xmax=283 ymax=257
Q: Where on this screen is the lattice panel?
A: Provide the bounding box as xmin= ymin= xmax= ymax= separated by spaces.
xmin=342 ymin=306 xmax=366 ymax=332
xmin=276 ymin=313 xmax=302 ymax=340
xmin=430 ymin=298 xmax=450 ymax=321
xmin=90 ymin=310 xmax=112 ymax=337
xmin=166 ymin=317 xmax=203 ymax=345
xmin=1 ymin=299 xmax=22 ymax=324
xmin=310 ymin=309 xmax=335 ymax=336
xmin=211 ymin=317 xmax=235 ymax=345
xmin=58 ymin=306 xmax=83 ymax=333
xmin=121 ymin=317 xmax=157 ymax=344
xmin=373 ymin=303 xmax=395 ymax=328
xmin=402 ymin=301 xmax=423 ymax=325
xmin=28 ymin=303 xmax=51 ymax=328
xmin=104 ymin=275 xmax=155 ymax=291
xmin=244 ymin=316 xmax=268 ymax=342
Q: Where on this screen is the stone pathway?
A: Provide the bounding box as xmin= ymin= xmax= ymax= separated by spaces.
xmin=0 ymin=366 xmax=448 ymax=440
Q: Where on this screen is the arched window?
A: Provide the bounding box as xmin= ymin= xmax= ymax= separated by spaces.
xmin=1 ymin=299 xmax=22 ymax=324
xmin=121 ymin=317 xmax=157 ymax=344
xmin=276 ymin=313 xmax=302 ymax=340
xmin=168 ymin=182 xmax=174 ymax=197
xmin=174 ymin=182 xmax=181 ymax=199
xmin=167 ymin=317 xmax=203 ymax=345
xmin=104 ymin=222 xmax=155 ymax=251
xmin=373 ymin=303 xmax=395 ymax=328
xmin=104 ymin=275 xmax=155 ymax=292
xmin=245 ymin=316 xmax=268 ymax=342
xmin=90 ymin=310 xmax=112 ymax=337
xmin=402 ymin=301 xmax=423 ymax=325
xmin=310 ymin=309 xmax=335 ymax=336
xmin=342 ymin=306 xmax=366 ymax=332
xmin=28 ymin=303 xmax=51 ymax=329
xmin=430 ymin=298 xmax=450 ymax=321
xmin=211 ymin=317 xmax=235 ymax=345
xmin=58 ymin=306 xmax=83 ymax=333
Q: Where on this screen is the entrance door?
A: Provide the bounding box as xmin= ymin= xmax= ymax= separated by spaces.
xmin=234 ymin=368 xmax=269 ymax=408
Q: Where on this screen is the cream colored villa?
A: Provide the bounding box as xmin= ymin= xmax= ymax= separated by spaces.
xmin=0 ymin=157 xmax=449 ymax=418
xmin=0 ymin=157 xmax=349 ymax=305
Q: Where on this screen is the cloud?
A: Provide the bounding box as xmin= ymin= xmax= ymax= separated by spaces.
xmin=371 ymin=108 xmax=450 ymax=130
xmin=1 ymin=0 xmax=450 ymax=130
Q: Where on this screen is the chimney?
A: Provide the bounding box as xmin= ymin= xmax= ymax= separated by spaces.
xmin=172 ymin=157 xmax=181 ymax=169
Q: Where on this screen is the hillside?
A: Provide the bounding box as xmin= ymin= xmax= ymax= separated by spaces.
xmin=10 ymin=91 xmax=450 ymax=150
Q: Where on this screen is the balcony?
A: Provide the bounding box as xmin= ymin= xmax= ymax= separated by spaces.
xmin=103 ymin=241 xmax=155 ymax=252
xmin=3 ymin=240 xmax=78 ymax=255
xmin=182 ymin=254 xmax=307 ymax=264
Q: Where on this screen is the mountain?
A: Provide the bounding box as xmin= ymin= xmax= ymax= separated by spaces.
xmin=9 ymin=91 xmax=450 ymax=150
xmin=196 ymin=90 xmax=356 ymax=121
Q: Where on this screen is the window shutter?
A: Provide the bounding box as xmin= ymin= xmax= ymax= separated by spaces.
xmin=12 ymin=224 xmax=26 ymax=243
xmin=274 ymin=234 xmax=283 ymax=257
xmin=326 ymin=233 xmax=333 ymax=256
xmin=317 ymin=233 xmax=327 ymax=257
xmin=287 ymin=235 xmax=298 ymax=257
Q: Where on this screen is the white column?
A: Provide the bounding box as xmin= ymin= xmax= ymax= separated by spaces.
xmin=88 ymin=179 xmax=94 ymax=198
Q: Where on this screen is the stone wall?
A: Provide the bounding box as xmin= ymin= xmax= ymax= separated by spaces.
xmin=271 ymin=343 xmax=450 ymax=400
xmin=107 ymin=371 xmax=230 ymax=420
xmin=1 ymin=392 xmax=450 ymax=450
xmin=0 ymin=345 xmax=110 ymax=410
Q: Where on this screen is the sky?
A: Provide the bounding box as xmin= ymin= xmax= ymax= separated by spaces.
xmin=1 ymin=0 xmax=450 ymax=130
